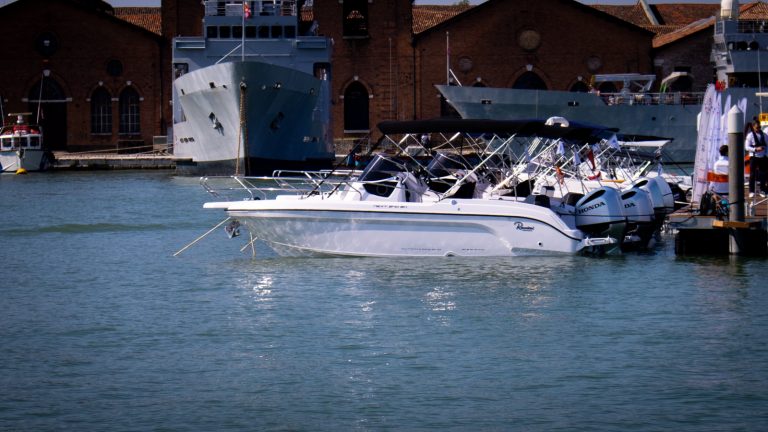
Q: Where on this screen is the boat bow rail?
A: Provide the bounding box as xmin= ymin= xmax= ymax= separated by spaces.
xmin=201 ymin=170 xmax=365 ymax=201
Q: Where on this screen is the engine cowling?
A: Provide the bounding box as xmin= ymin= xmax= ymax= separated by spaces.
xmin=575 ymin=186 xmax=626 ymax=233
xmin=635 ymin=176 xmax=674 ymax=218
xmin=621 ymin=188 xmax=654 ymax=224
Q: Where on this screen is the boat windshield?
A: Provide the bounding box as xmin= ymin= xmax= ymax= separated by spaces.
xmin=358 ymin=155 xmax=407 ymax=181
xmin=426 ymin=152 xmax=469 ymax=177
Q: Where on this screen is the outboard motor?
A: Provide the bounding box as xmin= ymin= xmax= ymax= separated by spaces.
xmin=620 ymin=187 xmax=656 ymax=251
xmin=575 ymin=186 xmax=627 ymax=249
xmin=635 ymin=176 xmax=674 ymax=220
xmin=651 ymin=176 xmax=675 ymax=214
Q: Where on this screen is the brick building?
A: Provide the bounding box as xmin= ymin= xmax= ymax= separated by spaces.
xmin=0 ymin=0 xmax=164 ymax=152
xmin=310 ymin=0 xmax=415 ymax=143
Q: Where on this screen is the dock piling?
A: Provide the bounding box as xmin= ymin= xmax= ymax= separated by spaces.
xmin=728 ymin=106 xmax=745 ymax=254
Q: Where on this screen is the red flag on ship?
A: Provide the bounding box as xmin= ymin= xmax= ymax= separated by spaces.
xmin=243 ymin=1 xmax=251 ymax=19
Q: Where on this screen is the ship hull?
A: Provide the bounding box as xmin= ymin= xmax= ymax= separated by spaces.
xmin=173 ymin=61 xmax=334 ymax=175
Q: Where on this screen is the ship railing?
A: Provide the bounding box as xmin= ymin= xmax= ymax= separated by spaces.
xmin=736 ymin=19 xmax=768 ymax=34
xmin=598 ymin=91 xmax=704 ymax=106
xmin=204 ymin=0 xmax=295 ymax=17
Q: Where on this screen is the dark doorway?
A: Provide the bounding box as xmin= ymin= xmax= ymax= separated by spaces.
xmin=344 ymin=81 xmax=369 ymax=131
xmin=28 ymin=78 xmax=67 ymax=150
xmin=570 ymin=81 xmax=590 ymax=92
xmin=512 ymin=72 xmax=547 ymax=90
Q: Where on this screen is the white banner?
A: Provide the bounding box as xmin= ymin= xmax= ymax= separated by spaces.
xmin=692 ymin=85 xmax=719 ymax=204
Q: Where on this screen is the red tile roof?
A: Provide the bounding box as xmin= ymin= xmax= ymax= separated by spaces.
xmin=652 ymin=3 xmax=721 ymax=25
xmin=114 ymin=7 xmax=162 ymax=35
xmin=590 ymin=4 xmax=649 ymax=27
xmin=652 ymin=16 xmax=713 ymax=47
xmin=412 ymin=5 xmax=472 ymax=34
xmin=591 ymin=2 xmax=719 ymax=35
xmin=652 ymin=1 xmax=768 ymax=47
xmin=740 ymin=0 xmax=768 ymax=18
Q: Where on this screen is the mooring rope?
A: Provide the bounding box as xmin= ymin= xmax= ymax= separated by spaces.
xmin=173 ymin=217 xmax=231 ymax=257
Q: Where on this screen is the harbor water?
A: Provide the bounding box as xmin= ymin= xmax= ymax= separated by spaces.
xmin=1 ymin=171 xmax=767 ymax=431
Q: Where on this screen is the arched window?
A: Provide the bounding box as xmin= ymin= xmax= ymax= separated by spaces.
xmin=343 ymin=81 xmax=369 ymax=132
xmin=91 ymin=87 xmax=112 ymax=134
xmin=119 ymin=87 xmax=140 ymax=134
xmin=512 ymin=72 xmax=547 ymax=90
xmin=342 ymin=0 xmax=369 ymax=38
xmin=570 ymin=81 xmax=590 ymax=93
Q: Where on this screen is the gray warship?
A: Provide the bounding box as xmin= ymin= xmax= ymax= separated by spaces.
xmin=171 ymin=0 xmax=334 ymax=175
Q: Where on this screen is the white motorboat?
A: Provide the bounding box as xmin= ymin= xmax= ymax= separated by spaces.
xmin=204 ymin=191 xmax=619 ymax=257
xmin=0 ymin=113 xmax=53 ymax=173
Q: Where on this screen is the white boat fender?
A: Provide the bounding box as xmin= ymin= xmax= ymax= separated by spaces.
xmin=545 ymin=116 xmax=570 ymax=127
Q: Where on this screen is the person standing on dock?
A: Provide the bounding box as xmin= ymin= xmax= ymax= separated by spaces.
xmin=709 ymin=144 xmax=729 ymax=196
xmin=745 ymin=121 xmax=767 ymax=198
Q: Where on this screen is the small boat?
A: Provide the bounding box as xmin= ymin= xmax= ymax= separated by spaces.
xmin=0 ymin=113 xmax=54 ymax=173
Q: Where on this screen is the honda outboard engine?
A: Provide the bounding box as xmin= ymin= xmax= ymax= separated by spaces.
xmin=574 ymin=186 xmax=627 ymax=247
xmin=635 ymin=176 xmax=674 ymax=220
xmin=651 ymin=176 xmax=675 ymax=214
xmin=620 ymin=187 xmax=656 ymax=251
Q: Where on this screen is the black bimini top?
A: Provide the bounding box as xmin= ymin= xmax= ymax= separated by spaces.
xmin=376 ymin=118 xmax=620 ymax=143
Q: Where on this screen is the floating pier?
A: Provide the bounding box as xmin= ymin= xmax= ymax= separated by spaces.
xmin=669 ymin=211 xmax=767 ymax=256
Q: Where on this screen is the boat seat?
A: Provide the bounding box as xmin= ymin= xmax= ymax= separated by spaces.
xmin=563 ymin=192 xmax=584 ymax=206
xmin=524 ymin=194 xmax=551 ymax=208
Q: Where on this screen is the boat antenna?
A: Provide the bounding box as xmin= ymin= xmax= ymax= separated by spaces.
xmin=446 ymin=31 xmax=450 ymax=85
xmin=36 ymin=71 xmax=44 ymax=124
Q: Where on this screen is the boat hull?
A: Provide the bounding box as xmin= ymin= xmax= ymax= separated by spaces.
xmin=173 ymin=61 xmax=334 ymax=175
xmin=0 ymin=149 xmax=50 ymax=172
xmin=217 ymin=198 xmax=594 ymax=257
